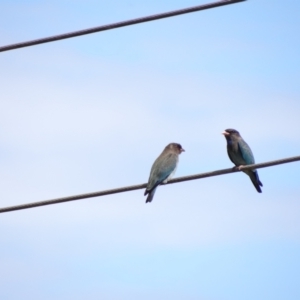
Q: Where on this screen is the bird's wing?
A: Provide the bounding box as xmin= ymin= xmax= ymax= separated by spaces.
xmin=147 ymin=153 xmax=177 ymax=191
xmin=237 ymin=139 xmax=255 ymax=165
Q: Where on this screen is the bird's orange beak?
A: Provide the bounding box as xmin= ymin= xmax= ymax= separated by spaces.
xmin=222 ymin=131 xmax=229 ymax=136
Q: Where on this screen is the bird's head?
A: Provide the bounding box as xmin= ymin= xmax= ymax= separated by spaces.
xmin=222 ymin=128 xmax=241 ymax=141
xmin=167 ymin=143 xmax=185 ymax=154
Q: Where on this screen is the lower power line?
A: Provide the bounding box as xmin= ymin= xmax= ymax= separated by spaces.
xmin=0 ymin=155 xmax=299 ymax=213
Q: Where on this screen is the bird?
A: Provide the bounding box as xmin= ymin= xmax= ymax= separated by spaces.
xmin=222 ymin=128 xmax=263 ymax=193
xmin=144 ymin=143 xmax=185 ymax=203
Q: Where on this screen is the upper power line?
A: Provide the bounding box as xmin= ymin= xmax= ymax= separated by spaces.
xmin=0 ymin=0 xmax=246 ymax=53
xmin=0 ymin=155 xmax=299 ymax=213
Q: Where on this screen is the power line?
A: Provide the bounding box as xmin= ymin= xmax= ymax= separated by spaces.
xmin=0 ymin=155 xmax=299 ymax=214
xmin=0 ymin=0 xmax=246 ymax=53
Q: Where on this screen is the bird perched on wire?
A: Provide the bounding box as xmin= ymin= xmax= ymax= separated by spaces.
xmin=144 ymin=143 xmax=185 ymax=203
xmin=222 ymin=129 xmax=263 ymax=193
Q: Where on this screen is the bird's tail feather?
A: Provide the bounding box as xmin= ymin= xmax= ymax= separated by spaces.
xmin=145 ymin=188 xmax=157 ymax=203
xmin=249 ymin=171 xmax=263 ymax=193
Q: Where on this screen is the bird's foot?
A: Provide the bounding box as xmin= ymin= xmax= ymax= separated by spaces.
xmin=232 ymin=165 xmax=245 ymax=171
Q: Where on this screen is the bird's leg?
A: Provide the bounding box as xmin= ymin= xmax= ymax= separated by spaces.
xmin=232 ymin=165 xmax=245 ymax=171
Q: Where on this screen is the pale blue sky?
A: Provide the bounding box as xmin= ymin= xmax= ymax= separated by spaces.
xmin=0 ymin=1 xmax=300 ymax=299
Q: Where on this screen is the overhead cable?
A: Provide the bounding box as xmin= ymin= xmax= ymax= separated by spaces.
xmin=0 ymin=0 xmax=246 ymax=53
xmin=0 ymin=155 xmax=299 ymax=214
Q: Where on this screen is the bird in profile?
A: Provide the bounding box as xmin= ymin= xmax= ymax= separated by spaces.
xmin=222 ymin=129 xmax=263 ymax=193
xmin=144 ymin=143 xmax=185 ymax=203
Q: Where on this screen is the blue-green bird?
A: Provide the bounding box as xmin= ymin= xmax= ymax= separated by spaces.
xmin=144 ymin=143 xmax=185 ymax=203
xmin=222 ymin=129 xmax=263 ymax=193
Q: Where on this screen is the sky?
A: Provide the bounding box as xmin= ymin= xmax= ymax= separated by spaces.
xmin=0 ymin=0 xmax=300 ymax=299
